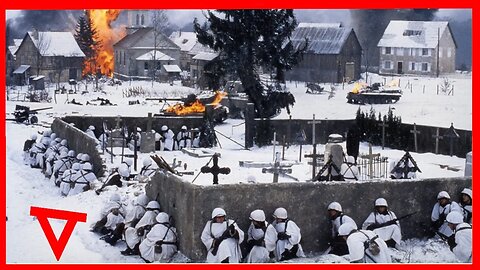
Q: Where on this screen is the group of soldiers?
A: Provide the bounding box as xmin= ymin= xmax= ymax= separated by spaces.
xmin=87 ymin=124 xmax=200 ymax=153
xmin=23 ymin=129 xmax=98 ymax=196
xmin=90 ymin=193 xmax=178 ymax=263
xmin=200 ymin=188 xmax=471 ymax=264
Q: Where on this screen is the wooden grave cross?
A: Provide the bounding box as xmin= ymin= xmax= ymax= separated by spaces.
xmin=432 ymin=127 xmax=444 ymax=154
xmin=200 ymin=153 xmax=231 ymax=185
xmin=360 ymin=143 xmax=380 ymax=179
xmin=262 ymin=152 xmax=294 ymax=183
xmin=410 ymin=123 xmax=421 ymax=152
xmin=271 ymin=132 xmax=280 ymax=162
xmin=306 ymin=114 xmax=322 ymax=179
xmin=444 ymin=123 xmax=460 ymax=157
xmin=379 ymin=119 xmax=389 ymax=150
xmin=146 ymin=112 xmax=153 ymax=132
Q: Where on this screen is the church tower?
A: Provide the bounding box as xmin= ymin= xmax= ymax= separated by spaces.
xmin=126 ymin=10 xmax=152 ymax=34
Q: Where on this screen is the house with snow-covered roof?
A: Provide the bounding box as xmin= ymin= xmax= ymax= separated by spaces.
xmin=286 ymin=23 xmax=362 ymax=83
xmin=377 ymin=20 xmax=457 ymax=76
xmin=6 ymin=39 xmax=22 ymax=85
xmin=13 ymin=30 xmax=85 ymax=85
xmin=113 ymin=27 xmax=180 ymax=81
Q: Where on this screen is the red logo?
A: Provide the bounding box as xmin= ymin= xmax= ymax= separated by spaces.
xmin=30 ymin=206 xmax=87 ymax=261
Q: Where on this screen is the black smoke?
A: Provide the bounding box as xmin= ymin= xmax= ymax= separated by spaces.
xmin=350 ymin=9 xmax=438 ymax=68
xmin=7 ymin=10 xmax=83 ymax=39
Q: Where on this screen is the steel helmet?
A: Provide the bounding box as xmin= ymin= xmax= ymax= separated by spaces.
xmin=346 ymin=156 xmax=355 ymax=164
xmin=89 ymin=125 xmax=95 ymax=130
xmin=44 ymin=129 xmax=52 ymax=137
xmin=338 ymin=222 xmax=357 ymax=236
xmin=124 ymin=159 xmax=133 ymax=167
xmin=136 ymin=127 xmax=142 ymax=132
xmin=61 ymin=139 xmax=67 ymax=146
xmin=211 ymin=207 xmax=226 ymax=219
xmin=273 ymin=207 xmax=288 ymax=219
xmin=76 ymin=153 xmax=83 ymax=160
xmin=328 ymin=202 xmax=343 ymax=212
xmin=181 ymin=125 xmax=187 ymax=130
xmin=82 ymin=162 xmax=92 ymax=171
xmin=135 ymin=194 xmax=149 ymax=207
xmin=68 ymin=150 xmax=76 ymax=157
xmin=59 ymin=151 xmax=68 ymax=158
xmin=437 ymin=191 xmax=451 ymax=200
xmin=375 ymin=198 xmax=388 ymax=207
xmin=72 ymin=163 xmax=81 ymax=171
xmin=118 ymin=164 xmax=130 ymax=178
xmin=146 ymin=201 xmax=161 ymax=210
xmin=110 ymin=193 xmax=121 ymax=202
xmin=249 ymin=209 xmax=266 ymax=222
xmin=50 ymin=133 xmax=57 ymax=140
xmin=143 ymin=158 xmax=152 ymax=167
xmin=81 ymin=154 xmax=90 ymax=162
xmin=156 ymin=212 xmax=169 ymax=223
xmin=30 ymin=133 xmax=37 ymax=140
xmin=55 ymin=137 xmax=62 ymax=143
xmin=461 ymin=188 xmax=472 ymax=199
xmin=161 ymin=125 xmax=168 ymax=132
xmin=50 ymin=141 xmax=58 ymax=147
xmin=446 ymin=211 xmax=464 ymax=224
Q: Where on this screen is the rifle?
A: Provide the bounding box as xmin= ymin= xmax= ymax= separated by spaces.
xmin=366 ymin=211 xmax=418 ymax=230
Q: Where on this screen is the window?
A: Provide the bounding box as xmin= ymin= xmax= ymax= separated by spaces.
xmin=410 ymin=62 xmax=416 ymax=71
xmin=144 ymin=62 xmax=148 ymax=70
xmin=136 ymin=14 xmax=139 ymax=25
xmin=141 ymin=15 xmax=145 ymax=25
xmin=403 ymin=30 xmax=422 ymax=36
xmin=384 ymin=61 xmax=392 ymax=69
xmin=422 ymin=63 xmax=429 ymax=71
xmin=385 ymin=47 xmax=392 ymax=55
xmin=422 ymin=48 xmax=430 ymax=56
xmin=411 ymin=48 xmax=415 ymax=56
xmin=447 ymin=48 xmax=452 ymax=58
xmin=397 ymin=48 xmax=404 ymax=56
xmin=156 ymin=62 xmax=161 ymax=70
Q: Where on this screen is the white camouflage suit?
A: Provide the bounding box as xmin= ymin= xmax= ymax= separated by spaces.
xmin=201 ymin=219 xmax=244 ymax=263
xmin=362 ymin=211 xmax=402 ymax=245
xmin=431 ymin=201 xmax=462 ymax=238
xmin=346 ymin=230 xmax=392 ymax=263
xmin=139 ymin=213 xmax=178 ymax=263
xmin=245 ymin=222 xmax=269 ymax=263
xmin=264 ymin=220 xmax=305 ymax=261
xmin=124 ymin=209 xmax=160 ymax=249
xmin=451 ymin=223 xmax=472 ymax=263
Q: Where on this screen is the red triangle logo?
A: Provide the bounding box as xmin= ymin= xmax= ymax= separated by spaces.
xmin=30 ymin=206 xmax=87 ymax=261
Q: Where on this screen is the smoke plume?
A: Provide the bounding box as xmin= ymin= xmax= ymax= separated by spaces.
xmin=8 ymin=10 xmax=83 ymax=38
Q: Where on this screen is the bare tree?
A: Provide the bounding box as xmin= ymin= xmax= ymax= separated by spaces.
xmin=150 ymin=10 xmax=170 ymax=87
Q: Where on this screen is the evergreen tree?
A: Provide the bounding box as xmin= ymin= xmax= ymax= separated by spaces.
xmin=74 ymin=11 xmax=99 ymax=75
xmin=194 ymin=10 xmax=304 ymax=118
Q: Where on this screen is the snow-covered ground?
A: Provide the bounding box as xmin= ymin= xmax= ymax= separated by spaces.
xmin=5 ymin=72 xmax=471 ymax=263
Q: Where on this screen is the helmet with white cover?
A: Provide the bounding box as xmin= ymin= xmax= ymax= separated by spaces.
xmin=375 ymin=198 xmax=388 ymax=207
xmin=68 ymin=150 xmax=76 ymax=157
xmin=81 ymin=154 xmax=90 ymax=162
xmin=50 ymin=133 xmax=57 ymax=140
xmin=249 ymin=209 xmax=266 ymax=222
xmin=446 ymin=211 xmax=464 ymax=224
xmin=82 ymin=162 xmax=92 ymax=171
xmin=161 ymin=125 xmax=168 ymax=132
xmin=437 ymin=191 xmax=451 ymax=200
xmin=328 ymin=202 xmax=343 ymax=212
xmin=338 ymin=222 xmax=357 ymax=236
xmin=135 ymin=194 xmax=149 ymax=207
xmin=124 ymin=158 xmax=133 ymax=167
xmin=31 ymin=133 xmax=38 ymax=140
xmin=461 ymin=188 xmax=472 ymax=199
xmin=110 ymin=193 xmax=121 ymax=202
xmin=146 ymin=201 xmax=161 ymax=210
xmin=72 ymin=163 xmax=81 ymax=171
xmin=273 ymin=207 xmax=288 ymax=219
xmin=211 ymin=207 xmax=226 ymax=219
xmin=61 ymin=139 xmax=67 ymax=146
xmin=156 ymin=212 xmax=169 ymax=223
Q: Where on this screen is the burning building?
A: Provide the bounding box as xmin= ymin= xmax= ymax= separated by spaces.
xmin=164 ymin=91 xmax=229 ymax=123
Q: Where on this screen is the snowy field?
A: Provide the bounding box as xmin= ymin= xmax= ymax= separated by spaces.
xmin=5 ymin=72 xmax=471 ymax=263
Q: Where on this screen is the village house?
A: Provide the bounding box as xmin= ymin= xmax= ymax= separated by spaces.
xmin=378 ymin=20 xmax=456 ymax=76
xmin=286 ymin=23 xmax=362 ymax=83
xmin=13 ymin=30 xmax=85 ymax=85
xmin=6 ymin=38 xmax=22 ymax=85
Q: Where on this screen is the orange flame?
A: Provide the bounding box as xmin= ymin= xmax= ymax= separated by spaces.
xmin=165 ymin=91 xmax=227 ymax=115
xmin=83 ymin=9 xmax=125 ymax=77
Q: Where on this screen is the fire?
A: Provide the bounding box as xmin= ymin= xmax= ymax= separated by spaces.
xmin=351 ymin=82 xmax=368 ymax=94
xmin=165 ymin=91 xmax=227 ymax=115
xmin=83 ymin=9 xmax=125 ymax=77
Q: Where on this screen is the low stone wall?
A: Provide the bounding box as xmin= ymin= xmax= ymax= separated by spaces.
xmin=51 ymin=118 xmax=104 ymax=177
xmin=146 ymin=172 xmax=471 ymax=261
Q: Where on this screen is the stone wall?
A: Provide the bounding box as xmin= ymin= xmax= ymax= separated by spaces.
xmin=51 ymin=118 xmax=105 ymax=177
xmin=146 ymin=171 xmax=471 ymax=261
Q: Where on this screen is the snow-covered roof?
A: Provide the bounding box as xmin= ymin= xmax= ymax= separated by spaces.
xmin=188 ymin=42 xmax=216 ymax=56
xmin=169 ymin=31 xmax=197 ymax=52
xmin=377 ymin=20 xmax=450 ymax=49
xmin=114 ymin=27 xmax=179 ymax=51
xmin=297 ymin=22 xmax=342 ymax=28
xmin=163 ymin=65 xmax=181 ymax=73
xmin=192 ymin=52 xmax=218 ymax=61
xmin=290 ymin=25 xmax=353 ymax=54
xmin=13 ymin=65 xmax=31 ymax=74
xmin=8 ymin=39 xmax=23 ymax=55
xmin=136 ymin=50 xmax=175 ymax=61
xmin=27 ymin=31 xmax=85 ymax=57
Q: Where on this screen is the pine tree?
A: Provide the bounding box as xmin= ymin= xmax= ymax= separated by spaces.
xmin=194 ymin=10 xmax=304 ymax=118
xmin=74 ymin=11 xmax=99 ymax=75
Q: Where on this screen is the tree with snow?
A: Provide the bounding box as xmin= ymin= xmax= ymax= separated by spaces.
xmin=74 ymin=11 xmax=99 ymax=81
xmin=194 ymin=10 xmax=304 ymax=118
